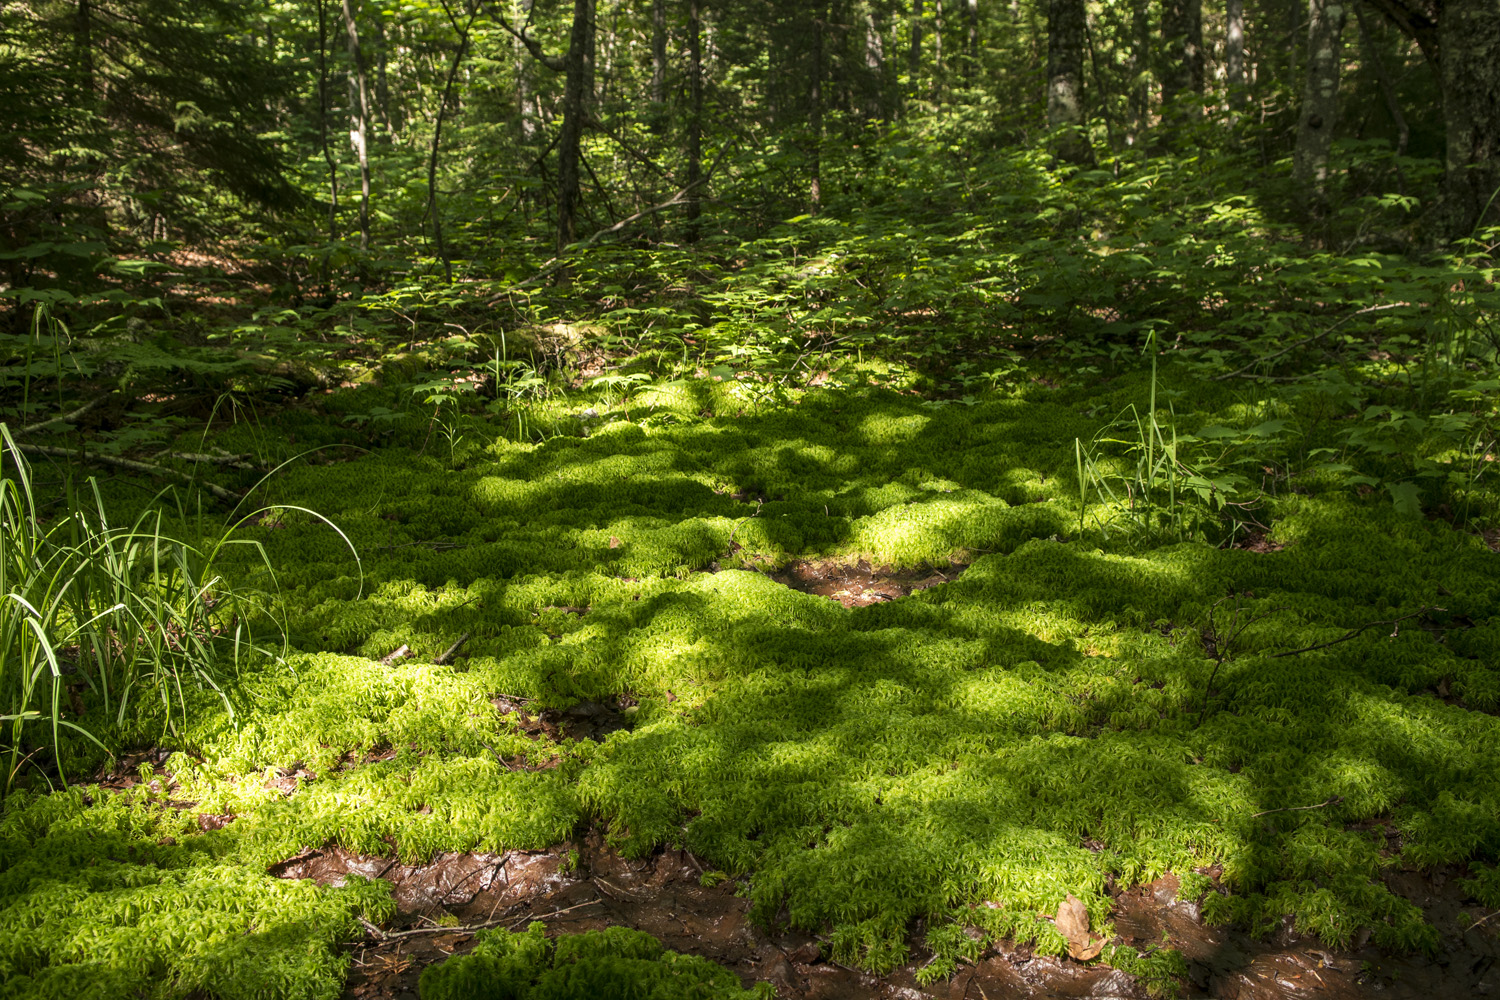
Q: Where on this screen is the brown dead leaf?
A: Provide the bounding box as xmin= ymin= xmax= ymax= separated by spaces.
xmin=608 ymin=535 xmax=622 ymax=548
xmin=1056 ymin=893 xmax=1104 ymax=961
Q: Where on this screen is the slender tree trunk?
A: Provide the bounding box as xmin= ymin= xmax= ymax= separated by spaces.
xmin=1160 ymin=0 xmax=1203 ymax=114
xmin=811 ymin=5 xmax=825 ymax=211
xmin=372 ymin=15 xmax=393 ymax=132
xmin=1353 ymin=4 xmax=1408 ymax=156
xmin=317 ymin=0 xmax=339 ymax=241
xmin=964 ymin=0 xmax=979 ymax=82
xmin=908 ymin=0 xmax=924 ymax=89
xmin=686 ymin=0 xmax=703 ymax=237
xmin=74 ymin=0 xmax=95 ymax=96
xmin=1226 ymin=0 xmax=1245 ymax=108
xmin=342 ymin=0 xmax=372 ymax=250
xmin=555 ymin=0 xmax=594 ymax=251
xmin=1047 ymin=0 xmax=1093 ymax=163
xmin=516 ymin=0 xmax=538 ymax=140
xmin=428 ymin=5 xmax=477 ymax=282
xmin=1128 ymin=0 xmax=1149 ymax=140
xmin=651 ymin=0 xmax=667 ymax=106
xmin=933 ymin=0 xmax=944 ymax=85
xmin=1293 ymin=0 xmax=1345 ymax=223
xmin=865 ymin=7 xmax=888 ymax=116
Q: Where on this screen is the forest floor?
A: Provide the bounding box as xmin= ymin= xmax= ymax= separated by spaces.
xmin=4 ymin=322 xmax=1500 ymax=1000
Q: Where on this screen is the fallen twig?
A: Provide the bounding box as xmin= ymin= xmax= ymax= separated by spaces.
xmin=13 ymin=443 xmax=241 ymax=504
xmin=434 ymin=632 xmax=472 ymax=666
xmin=1252 ymin=795 xmax=1343 ymax=818
xmin=1215 ymin=303 xmax=1414 ymax=381
xmin=1270 ymin=607 xmax=1434 ymax=658
xmin=12 ymin=397 xmax=111 ymax=437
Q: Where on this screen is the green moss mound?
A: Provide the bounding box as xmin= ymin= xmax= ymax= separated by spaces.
xmin=417 ymin=923 xmax=770 ymax=1000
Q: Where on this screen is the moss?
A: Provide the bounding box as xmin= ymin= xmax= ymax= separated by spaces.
xmin=10 ymin=374 xmax=1500 ymax=996
xmin=417 ymin=923 xmax=770 ymax=1000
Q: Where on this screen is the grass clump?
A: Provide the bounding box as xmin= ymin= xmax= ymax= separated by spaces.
xmin=418 ymin=923 xmax=772 ymax=1000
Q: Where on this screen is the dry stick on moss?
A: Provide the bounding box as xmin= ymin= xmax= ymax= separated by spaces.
xmin=13 ymin=443 xmax=241 ymax=504
xmin=1251 ymin=795 xmax=1343 ymax=819
xmin=1269 ymin=607 xmax=1435 ymax=658
xmin=379 ymin=644 xmax=412 ymax=666
xmin=434 ymin=632 xmax=472 ymax=666
xmin=1214 ymin=302 xmax=1413 ymax=381
xmin=12 ymin=396 xmax=111 ymax=437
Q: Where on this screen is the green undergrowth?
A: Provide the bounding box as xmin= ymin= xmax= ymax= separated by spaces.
xmin=1 ymin=374 xmax=1498 ymax=996
xmin=417 ymin=922 xmax=772 ymax=1000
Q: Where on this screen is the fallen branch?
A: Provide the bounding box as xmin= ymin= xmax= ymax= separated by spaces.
xmin=379 ymin=644 xmax=412 ymax=666
xmin=154 ymin=450 xmax=258 ymax=470
xmin=1270 ymin=607 xmax=1434 ymax=658
xmin=13 ymin=443 xmax=241 ymax=504
xmin=1215 ymin=303 xmax=1415 ymax=381
xmin=1252 ymin=795 xmax=1343 ymax=818
xmin=13 ymin=397 xmax=111 ymax=438
xmin=434 ymin=632 xmax=472 ymax=666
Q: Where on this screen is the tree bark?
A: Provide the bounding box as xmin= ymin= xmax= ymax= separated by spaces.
xmin=1436 ymin=0 xmax=1500 ymax=234
xmin=74 ymin=0 xmax=95 ymax=96
xmin=964 ymin=0 xmax=979 ymax=82
xmin=651 ymin=0 xmax=667 ymax=106
xmin=429 ymin=1 xmax=478 ymax=282
xmin=811 ymin=4 xmax=825 ymax=211
xmin=317 ymin=0 xmax=339 ymax=242
xmin=1047 ymin=0 xmax=1093 ymax=163
xmin=686 ymin=0 xmax=703 ymax=237
xmin=1226 ymin=0 xmax=1245 ymax=108
xmin=908 ymin=0 xmax=924 ymax=87
xmin=1292 ymin=0 xmax=1346 ymax=220
xmin=342 ymin=0 xmax=372 ymax=250
xmin=555 ymin=0 xmax=595 ymax=250
xmin=1160 ymin=0 xmax=1204 ymax=114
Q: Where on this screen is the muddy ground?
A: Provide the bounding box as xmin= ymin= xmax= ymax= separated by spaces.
xmin=265 ymin=832 xmax=1498 ymax=1000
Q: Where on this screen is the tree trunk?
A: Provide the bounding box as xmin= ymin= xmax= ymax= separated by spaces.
xmin=651 ymin=0 xmax=667 ymax=106
xmin=1226 ymin=0 xmax=1245 ymax=108
xmin=1354 ymin=3 xmax=1408 ymax=157
xmin=74 ymin=0 xmax=95 ymax=96
xmin=1292 ymin=0 xmax=1345 ymax=221
xmin=555 ymin=0 xmax=594 ymax=251
xmin=686 ymin=0 xmax=703 ymax=237
xmin=908 ymin=0 xmax=924 ymax=88
xmin=1160 ymin=0 xmax=1203 ymax=114
xmin=1436 ymin=0 xmax=1500 ymax=235
xmin=317 ymin=0 xmax=339 ymax=241
xmin=964 ymin=0 xmax=979 ymax=82
xmin=1047 ymin=0 xmax=1093 ymax=163
xmin=865 ymin=6 xmax=888 ymax=117
xmin=428 ymin=5 xmax=477 ymax=282
xmin=1128 ymin=0 xmax=1149 ymax=140
xmin=811 ymin=4 xmax=825 ymax=212
xmin=342 ymin=0 xmax=372 ymax=250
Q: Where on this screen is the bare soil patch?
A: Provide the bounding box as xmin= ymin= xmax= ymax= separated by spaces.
xmin=259 ymin=835 xmax=1500 ymax=1000
xmin=767 ymin=558 xmax=968 ymax=608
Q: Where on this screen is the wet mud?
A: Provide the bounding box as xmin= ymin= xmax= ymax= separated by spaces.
xmin=263 ymin=835 xmax=1498 ymax=1000
xmin=767 ymin=558 xmax=968 ymax=609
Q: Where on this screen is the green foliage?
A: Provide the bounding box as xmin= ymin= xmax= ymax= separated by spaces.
xmin=418 ymin=923 xmax=771 ymax=1000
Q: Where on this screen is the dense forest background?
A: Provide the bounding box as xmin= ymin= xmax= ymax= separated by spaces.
xmin=2 ymin=1 xmax=1500 ymax=998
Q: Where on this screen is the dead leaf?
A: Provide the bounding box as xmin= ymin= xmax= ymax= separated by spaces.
xmin=1055 ymin=893 xmax=1104 ymax=961
xmin=608 ymin=535 xmax=622 ymax=548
